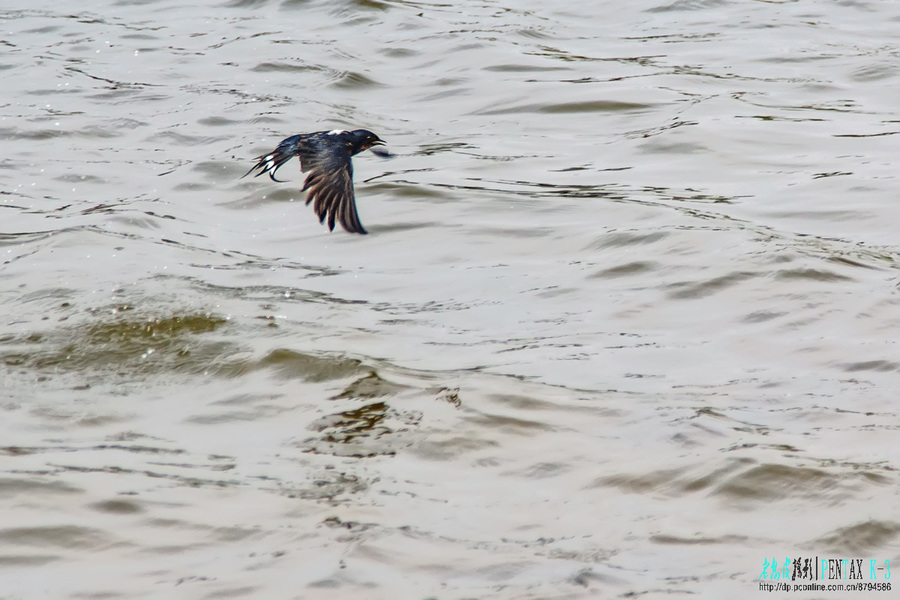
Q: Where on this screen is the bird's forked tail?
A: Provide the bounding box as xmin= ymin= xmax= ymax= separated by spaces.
xmin=242 ymin=135 xmax=304 ymax=182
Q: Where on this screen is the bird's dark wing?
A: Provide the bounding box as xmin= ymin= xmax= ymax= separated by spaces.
xmin=301 ymin=146 xmax=367 ymax=235
xmin=243 ymin=135 xmax=305 ymax=182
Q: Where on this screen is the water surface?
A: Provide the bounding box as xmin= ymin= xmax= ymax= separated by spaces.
xmin=1 ymin=0 xmax=899 ymax=597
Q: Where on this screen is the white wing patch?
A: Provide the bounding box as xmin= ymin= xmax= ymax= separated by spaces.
xmin=327 ymin=129 xmax=345 ymax=135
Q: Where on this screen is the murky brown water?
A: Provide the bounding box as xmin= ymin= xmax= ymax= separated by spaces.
xmin=2 ymin=0 xmax=899 ymax=597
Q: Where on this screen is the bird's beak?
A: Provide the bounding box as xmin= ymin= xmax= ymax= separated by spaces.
xmin=368 ymin=137 xmax=390 ymax=157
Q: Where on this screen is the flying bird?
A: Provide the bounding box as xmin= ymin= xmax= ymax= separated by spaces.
xmin=244 ymin=129 xmax=386 ymax=234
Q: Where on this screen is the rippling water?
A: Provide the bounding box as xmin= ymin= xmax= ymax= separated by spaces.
xmin=2 ymin=0 xmax=899 ymax=597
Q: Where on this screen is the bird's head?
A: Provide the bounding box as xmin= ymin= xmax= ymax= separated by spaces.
xmin=349 ymin=129 xmax=386 ymax=154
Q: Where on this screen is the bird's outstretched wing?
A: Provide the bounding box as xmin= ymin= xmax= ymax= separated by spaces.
xmin=242 ymin=135 xmax=304 ymax=183
xmin=301 ymin=147 xmax=367 ymax=235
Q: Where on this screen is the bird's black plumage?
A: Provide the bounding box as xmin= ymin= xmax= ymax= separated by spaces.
xmin=244 ymin=129 xmax=385 ymax=234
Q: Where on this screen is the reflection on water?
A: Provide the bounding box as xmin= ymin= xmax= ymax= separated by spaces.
xmin=3 ymin=314 xmax=229 ymax=373
xmin=2 ymin=0 xmax=900 ymax=597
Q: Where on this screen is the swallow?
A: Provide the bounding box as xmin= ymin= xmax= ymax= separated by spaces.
xmin=244 ymin=129 xmax=385 ymax=234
